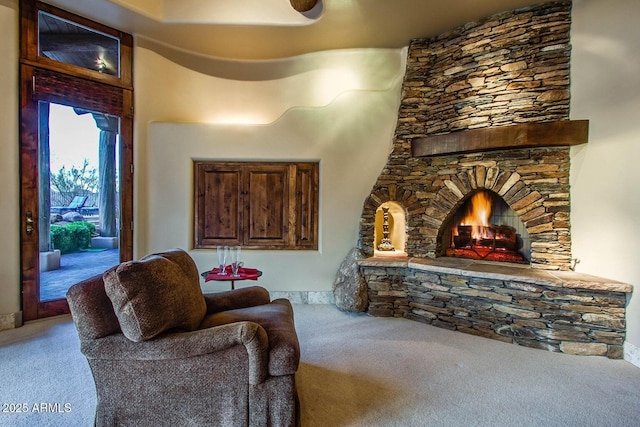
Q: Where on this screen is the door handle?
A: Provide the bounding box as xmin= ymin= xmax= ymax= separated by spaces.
xmin=25 ymin=211 xmax=34 ymax=235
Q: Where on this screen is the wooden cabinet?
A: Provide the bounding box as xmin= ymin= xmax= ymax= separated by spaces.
xmin=194 ymin=161 xmax=318 ymax=250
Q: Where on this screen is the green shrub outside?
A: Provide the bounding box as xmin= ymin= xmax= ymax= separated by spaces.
xmin=50 ymin=221 xmax=97 ymax=254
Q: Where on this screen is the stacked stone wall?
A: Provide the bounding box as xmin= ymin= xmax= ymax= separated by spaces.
xmin=362 ymin=262 xmax=629 ymax=359
xmin=358 ymin=1 xmax=574 ymax=271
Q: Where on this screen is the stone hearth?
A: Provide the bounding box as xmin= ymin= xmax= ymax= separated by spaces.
xmin=359 ymin=257 xmax=632 ymax=359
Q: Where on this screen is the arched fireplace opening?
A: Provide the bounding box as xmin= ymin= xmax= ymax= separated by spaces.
xmin=439 ymin=189 xmax=530 ymax=264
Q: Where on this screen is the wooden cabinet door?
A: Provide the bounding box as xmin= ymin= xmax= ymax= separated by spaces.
xmin=293 ymin=163 xmax=319 ymax=249
xmin=244 ymin=164 xmax=290 ymax=247
xmin=195 ymin=163 xmax=243 ymax=246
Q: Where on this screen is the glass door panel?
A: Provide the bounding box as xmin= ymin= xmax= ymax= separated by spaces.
xmin=38 ymin=102 xmax=121 ymax=302
xmin=38 ymin=10 xmax=121 ymax=77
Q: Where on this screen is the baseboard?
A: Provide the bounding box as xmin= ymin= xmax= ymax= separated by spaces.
xmin=269 ymin=291 xmax=334 ymax=305
xmin=0 ymin=311 xmax=23 ymax=331
xmin=624 ymin=342 xmax=640 ymax=368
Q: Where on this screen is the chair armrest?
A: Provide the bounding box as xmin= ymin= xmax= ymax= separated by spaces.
xmin=80 ymin=321 xmax=270 ymax=385
xmin=203 ymin=286 xmax=271 ymax=313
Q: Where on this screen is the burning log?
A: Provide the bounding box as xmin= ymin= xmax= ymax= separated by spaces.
xmin=445 ymin=247 xmax=526 ymax=263
xmin=453 ymin=225 xmax=473 ymax=248
xmin=447 ymin=223 xmax=524 ymax=263
xmin=446 ymin=190 xmax=525 ymax=263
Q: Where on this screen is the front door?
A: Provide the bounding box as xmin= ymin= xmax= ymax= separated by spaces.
xmin=19 ymin=66 xmax=133 ymax=321
xmin=19 ymin=1 xmax=133 ymax=321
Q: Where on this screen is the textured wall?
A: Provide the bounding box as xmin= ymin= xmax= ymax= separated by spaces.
xmin=0 ymin=0 xmax=20 ymax=327
xmin=137 ymin=47 xmax=406 ymax=294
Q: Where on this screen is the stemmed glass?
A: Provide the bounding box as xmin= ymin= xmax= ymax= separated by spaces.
xmin=230 ymin=246 xmax=242 ymax=277
xmin=216 ymin=246 xmax=229 ymax=275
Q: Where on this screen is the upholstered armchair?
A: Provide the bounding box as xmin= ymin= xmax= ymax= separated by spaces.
xmin=66 ymin=249 xmax=300 ymax=427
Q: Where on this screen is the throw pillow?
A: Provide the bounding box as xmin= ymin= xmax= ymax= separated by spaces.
xmin=103 ymin=250 xmax=206 ymax=342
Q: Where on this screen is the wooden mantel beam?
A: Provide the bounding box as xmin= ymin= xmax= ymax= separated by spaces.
xmin=411 ymin=120 xmax=589 ymax=157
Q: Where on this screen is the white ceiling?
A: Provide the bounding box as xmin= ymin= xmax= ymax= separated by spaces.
xmin=44 ymin=0 xmax=552 ymax=60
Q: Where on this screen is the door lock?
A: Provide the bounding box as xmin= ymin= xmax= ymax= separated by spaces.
xmin=25 ymin=211 xmax=34 ymax=235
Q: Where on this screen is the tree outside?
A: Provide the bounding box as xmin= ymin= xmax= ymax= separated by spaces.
xmin=50 ymin=158 xmax=98 ymax=205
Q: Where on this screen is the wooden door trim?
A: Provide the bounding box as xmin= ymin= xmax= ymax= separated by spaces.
xmin=19 ymin=0 xmax=134 ymax=320
xmin=19 ymin=65 xmax=40 ymax=321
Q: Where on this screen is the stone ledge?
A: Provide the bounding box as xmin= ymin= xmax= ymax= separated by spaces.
xmin=357 ymin=256 xmax=632 ymax=294
xmin=269 ymin=291 xmax=334 ymax=305
xmin=359 ymin=256 xmax=630 ymax=359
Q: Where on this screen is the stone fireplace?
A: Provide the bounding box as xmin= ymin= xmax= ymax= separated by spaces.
xmin=345 ymin=1 xmax=633 ymax=358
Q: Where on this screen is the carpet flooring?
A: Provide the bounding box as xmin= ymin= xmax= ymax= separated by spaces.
xmin=1 ymin=304 xmax=639 ymax=426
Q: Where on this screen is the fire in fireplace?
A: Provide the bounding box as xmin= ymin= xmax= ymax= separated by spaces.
xmin=442 ymin=190 xmax=529 ymax=263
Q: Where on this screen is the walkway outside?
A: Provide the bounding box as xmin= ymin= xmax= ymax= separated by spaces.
xmin=40 ymin=249 xmax=119 ymax=301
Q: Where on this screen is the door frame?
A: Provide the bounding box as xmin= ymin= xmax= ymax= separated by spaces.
xmin=19 ymin=0 xmax=134 ymax=321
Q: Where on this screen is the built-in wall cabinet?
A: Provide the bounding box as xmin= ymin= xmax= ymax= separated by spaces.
xmin=194 ymin=161 xmax=319 ymax=250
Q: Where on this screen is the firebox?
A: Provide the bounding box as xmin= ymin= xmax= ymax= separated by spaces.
xmin=440 ymin=190 xmax=530 ymax=264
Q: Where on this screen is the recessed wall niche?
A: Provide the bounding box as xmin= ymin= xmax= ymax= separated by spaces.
xmin=374 ymin=202 xmax=406 ymax=257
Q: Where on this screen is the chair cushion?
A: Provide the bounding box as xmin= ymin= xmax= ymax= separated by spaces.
xmin=103 ymin=249 xmax=207 ymax=342
xmin=199 ymin=299 xmax=300 ymax=376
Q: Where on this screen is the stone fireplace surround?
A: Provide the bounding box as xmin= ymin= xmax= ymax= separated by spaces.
xmin=343 ymin=1 xmax=634 ymax=358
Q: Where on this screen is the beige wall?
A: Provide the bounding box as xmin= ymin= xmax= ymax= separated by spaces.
xmin=134 ymin=46 xmax=405 ymax=293
xmin=0 ymin=0 xmax=638 ymax=363
xmin=570 ymin=0 xmax=640 ymax=357
xmin=0 ymin=0 xmax=20 ymax=320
